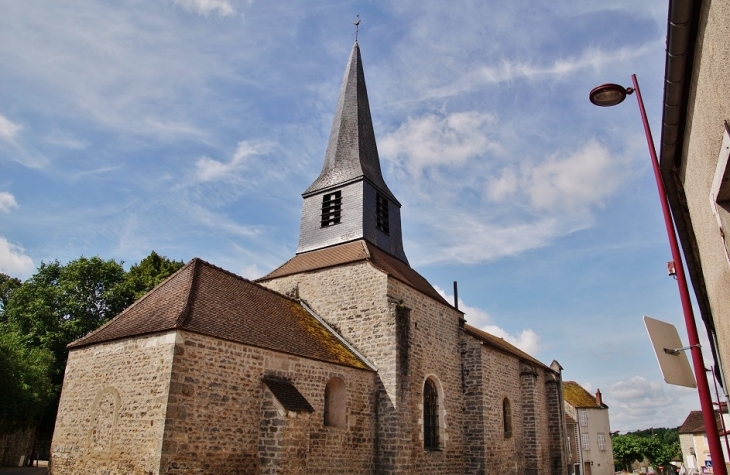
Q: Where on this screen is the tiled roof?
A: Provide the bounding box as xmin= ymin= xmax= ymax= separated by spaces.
xmin=259 ymin=240 xmax=452 ymax=307
xmin=463 ymin=324 xmax=551 ymax=371
xmin=563 ymin=381 xmax=602 ymax=409
xmin=303 ymin=42 xmax=397 ymax=204
xmin=68 ymin=258 xmax=371 ymax=371
xmin=678 ymin=410 xmax=722 ymax=434
xmin=263 ymin=379 xmax=314 ymax=413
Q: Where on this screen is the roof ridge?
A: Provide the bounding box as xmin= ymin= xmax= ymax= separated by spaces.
xmin=175 ymin=258 xmax=202 ymax=327
xmin=463 ymin=323 xmax=550 ymax=370
xmin=193 ymin=256 xmax=312 ymax=306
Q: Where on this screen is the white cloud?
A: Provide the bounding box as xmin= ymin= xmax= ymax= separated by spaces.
xmin=486 ymin=140 xmax=624 ymax=212
xmin=171 ymin=0 xmax=236 ymax=17
xmin=195 ymin=140 xmax=272 ymax=182
xmin=0 ymin=237 xmax=35 ymax=277
xmin=0 ymin=192 xmax=18 ymax=213
xmin=604 ymin=376 xmax=698 ymax=431
xmin=435 ymin=285 xmax=541 ymax=356
xmin=0 ymin=114 xmax=22 ymax=141
xmin=380 ymin=111 xmax=499 ymax=173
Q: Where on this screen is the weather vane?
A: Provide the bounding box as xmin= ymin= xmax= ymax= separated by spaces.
xmin=353 ymin=14 xmax=361 ymax=41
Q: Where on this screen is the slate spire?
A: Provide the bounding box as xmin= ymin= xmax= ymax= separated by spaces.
xmin=303 ymin=42 xmax=398 ymax=204
xmin=297 ymin=42 xmax=407 ymax=263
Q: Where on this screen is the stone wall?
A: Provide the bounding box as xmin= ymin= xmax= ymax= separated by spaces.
xmin=50 ymin=331 xmax=177 ymax=475
xmin=263 ymin=260 xmax=566 ymax=474
xmin=159 ymin=330 xmax=376 ymax=475
xmin=0 ymin=425 xmax=35 ymax=467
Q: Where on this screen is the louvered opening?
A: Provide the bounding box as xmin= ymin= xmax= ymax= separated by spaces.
xmin=376 ymin=193 xmax=389 ymax=234
xmin=321 ymin=191 xmax=342 ymax=227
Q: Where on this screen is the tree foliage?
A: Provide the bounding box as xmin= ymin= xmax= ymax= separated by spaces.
xmin=0 ymin=330 xmax=53 ymax=432
xmin=0 ymin=251 xmax=185 ymax=431
xmin=125 ymin=251 xmax=184 ymax=300
xmin=0 ymin=272 xmax=21 ymax=321
xmin=612 ymin=429 xmax=681 ymax=473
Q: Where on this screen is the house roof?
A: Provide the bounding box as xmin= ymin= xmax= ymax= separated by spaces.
xmin=678 ymin=410 xmax=722 ymax=434
xmin=68 ymin=258 xmax=372 ymax=371
xmin=259 ymin=239 xmax=453 ymax=308
xmin=303 ymin=42 xmax=397 ymax=204
xmin=563 ymin=381 xmax=604 ymax=409
xmin=462 ymin=324 xmax=551 ymax=371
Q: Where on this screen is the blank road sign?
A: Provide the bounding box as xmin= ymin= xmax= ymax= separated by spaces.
xmin=644 ymin=315 xmax=697 ymax=388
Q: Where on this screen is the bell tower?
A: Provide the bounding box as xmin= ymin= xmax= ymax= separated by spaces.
xmin=297 ymin=42 xmax=408 ymax=263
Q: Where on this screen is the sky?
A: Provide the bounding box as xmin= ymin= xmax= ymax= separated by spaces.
xmin=0 ymin=0 xmax=715 ymax=432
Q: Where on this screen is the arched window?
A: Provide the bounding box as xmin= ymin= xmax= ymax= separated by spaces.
xmin=423 ymin=378 xmax=440 ymax=450
xmin=503 ymin=397 xmax=512 ymax=439
xmin=324 ymin=377 xmax=346 ymax=428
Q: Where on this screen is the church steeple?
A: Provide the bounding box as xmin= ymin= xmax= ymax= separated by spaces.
xmin=297 ymin=42 xmax=408 ymax=263
xmin=303 ymin=42 xmax=397 ymax=204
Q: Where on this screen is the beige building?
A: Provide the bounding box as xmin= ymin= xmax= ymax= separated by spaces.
xmin=563 ymin=382 xmax=613 ymax=475
xmin=659 ymin=0 xmax=730 ymax=392
xmin=50 ymin=42 xmax=568 ymax=474
xmin=678 ymin=410 xmax=728 ymax=473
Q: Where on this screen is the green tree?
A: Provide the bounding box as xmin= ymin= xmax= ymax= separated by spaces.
xmin=0 ymin=329 xmax=53 ymax=432
xmin=644 ymin=437 xmax=681 ymax=472
xmin=3 ymin=257 xmax=134 ymax=383
xmin=0 ymin=272 xmax=22 ymax=321
xmin=612 ymin=433 xmax=646 ymax=472
xmin=125 ymin=251 xmax=184 ymax=300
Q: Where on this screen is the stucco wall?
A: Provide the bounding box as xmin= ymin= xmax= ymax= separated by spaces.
xmin=680 ymin=0 xmax=730 ymax=386
xmin=51 ymin=331 xmax=177 ymax=475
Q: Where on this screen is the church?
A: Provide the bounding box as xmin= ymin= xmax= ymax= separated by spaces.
xmin=50 ymin=42 xmax=568 ymax=475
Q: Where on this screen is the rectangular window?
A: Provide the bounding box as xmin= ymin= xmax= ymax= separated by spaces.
xmin=582 ymin=433 xmax=590 ymax=450
xmin=597 ymin=433 xmax=606 ymax=451
xmin=321 ymin=191 xmax=342 ymax=227
xmin=579 ymin=410 xmax=587 ymax=427
xmin=376 ymin=193 xmax=389 ymax=234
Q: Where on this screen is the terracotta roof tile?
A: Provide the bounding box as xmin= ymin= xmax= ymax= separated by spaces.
xmin=463 ymin=324 xmax=550 ymax=370
xmin=563 ymin=381 xmax=602 ymax=409
xmin=69 ymin=258 xmax=371 ymax=371
xmin=259 ymin=240 xmax=452 ymax=307
xmin=263 ymin=379 xmax=314 ymax=413
xmin=678 ymin=410 xmax=721 ymax=434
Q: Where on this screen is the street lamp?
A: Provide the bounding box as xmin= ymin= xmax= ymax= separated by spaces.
xmin=590 ymin=74 xmax=727 ymax=475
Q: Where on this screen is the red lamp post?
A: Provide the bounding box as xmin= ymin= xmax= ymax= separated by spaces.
xmin=590 ymin=74 xmax=727 ymax=475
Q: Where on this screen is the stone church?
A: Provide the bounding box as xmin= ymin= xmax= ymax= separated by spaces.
xmin=50 ymin=43 xmax=568 ymax=474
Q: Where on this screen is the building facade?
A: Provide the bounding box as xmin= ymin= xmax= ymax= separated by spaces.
xmin=563 ymin=382 xmax=613 ymax=475
xmin=50 ymin=42 xmax=567 ymax=474
xmin=659 ymin=0 xmax=730 ymax=395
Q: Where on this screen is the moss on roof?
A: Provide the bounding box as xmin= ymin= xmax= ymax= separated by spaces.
xmin=563 ymin=381 xmax=602 ymax=409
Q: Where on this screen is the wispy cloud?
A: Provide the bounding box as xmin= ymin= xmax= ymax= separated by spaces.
xmin=194 ymin=140 xmax=274 ymax=182
xmin=0 ymin=237 xmax=35 ymax=277
xmin=425 ymin=43 xmax=658 ymax=100
xmin=380 ymin=111 xmax=500 ymax=174
xmin=604 ymin=376 xmax=697 ymax=431
xmin=0 ymin=192 xmax=17 ymax=213
xmin=435 ymin=285 xmax=542 ymax=356
xmin=171 ymin=0 xmax=236 ymax=17
xmin=0 ymin=114 xmax=22 ymax=141
xmin=488 ymin=140 xmax=626 ymax=212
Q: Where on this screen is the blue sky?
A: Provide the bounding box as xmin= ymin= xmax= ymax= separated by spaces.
xmin=0 ymin=0 xmax=712 ymax=431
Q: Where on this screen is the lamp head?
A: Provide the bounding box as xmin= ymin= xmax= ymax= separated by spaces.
xmin=589 ymin=83 xmax=634 ymax=107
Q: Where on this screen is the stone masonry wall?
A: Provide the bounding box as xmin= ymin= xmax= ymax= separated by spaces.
xmin=386 ymin=278 xmax=466 ymax=474
xmin=50 ymin=331 xmax=177 ymax=475
xmin=159 ymin=330 xmax=376 ymax=475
